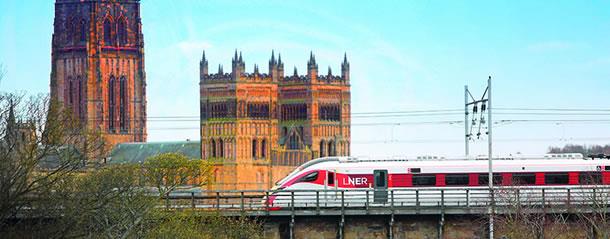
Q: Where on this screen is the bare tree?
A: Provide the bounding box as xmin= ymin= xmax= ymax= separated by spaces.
xmin=0 ymin=92 xmax=107 ymax=226
xmin=493 ymin=186 xmax=584 ymax=239
xmin=575 ymin=186 xmax=610 ymax=238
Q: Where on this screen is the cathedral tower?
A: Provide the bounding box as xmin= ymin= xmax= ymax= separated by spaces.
xmin=201 ymin=50 xmax=350 ymax=190
xmin=50 ymin=0 xmax=147 ymax=147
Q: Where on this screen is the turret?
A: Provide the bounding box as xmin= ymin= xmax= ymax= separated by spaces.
xmin=269 ymin=50 xmax=279 ymax=82
xmin=232 ymin=49 xmax=244 ymax=81
xmin=307 ymin=51 xmax=318 ymax=82
xmin=200 ymin=50 xmax=208 ymax=81
xmin=341 ymin=52 xmax=350 ymax=82
xmin=277 ymin=53 xmax=284 ymax=80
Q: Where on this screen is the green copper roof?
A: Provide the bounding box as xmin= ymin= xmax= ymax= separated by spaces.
xmin=107 ymin=141 xmax=201 ymax=164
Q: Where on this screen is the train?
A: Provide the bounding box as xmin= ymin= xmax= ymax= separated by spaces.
xmin=266 ymin=153 xmax=610 ymax=208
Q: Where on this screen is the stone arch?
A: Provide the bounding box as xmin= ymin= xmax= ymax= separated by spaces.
xmin=79 ymin=19 xmax=87 ymax=43
xmin=103 ymin=17 xmax=114 ymax=45
xmin=117 ymin=16 xmax=127 ymax=45
xmin=261 ymin=139 xmax=266 ymax=158
xmin=319 ymin=139 xmax=326 ymax=157
xmin=252 ymin=139 xmax=257 ymax=159
xmin=210 ymin=139 xmax=216 ymax=157
xmin=218 ymin=138 xmax=224 ymax=157
xmin=328 ymin=140 xmax=335 ymax=157
xmin=67 ymin=76 xmax=74 ymax=106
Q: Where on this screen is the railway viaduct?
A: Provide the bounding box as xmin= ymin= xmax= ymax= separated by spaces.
xmin=165 ymin=187 xmax=609 ymax=239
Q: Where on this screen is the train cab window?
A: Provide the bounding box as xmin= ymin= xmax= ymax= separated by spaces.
xmin=412 ymin=174 xmax=436 ymax=186
xmin=580 ymin=172 xmax=602 ymax=185
xmin=478 ymin=173 xmax=502 ymax=186
xmin=545 ymin=172 xmax=569 ymax=185
xmin=327 ymin=172 xmax=335 ymax=185
xmin=446 ymin=174 xmax=469 ymax=186
xmin=513 ymin=173 xmax=536 ymax=185
xmin=605 ymin=166 xmax=610 ymax=171
xmin=297 ymin=171 xmax=318 ymax=183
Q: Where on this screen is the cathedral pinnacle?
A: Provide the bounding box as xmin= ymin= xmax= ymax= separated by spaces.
xmin=270 ymin=50 xmax=276 ymax=65
xmin=308 ymin=51 xmax=317 ymax=68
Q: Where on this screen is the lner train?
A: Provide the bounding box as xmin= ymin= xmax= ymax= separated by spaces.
xmin=266 ymin=154 xmax=610 ymax=208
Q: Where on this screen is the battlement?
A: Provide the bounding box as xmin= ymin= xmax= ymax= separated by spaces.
xmin=200 ymin=50 xmax=349 ymax=85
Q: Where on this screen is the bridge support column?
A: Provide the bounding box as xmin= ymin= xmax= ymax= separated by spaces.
xmin=438 ymin=214 xmax=445 ymax=239
xmin=338 ymin=216 xmax=345 ymax=239
xmin=289 ymin=215 xmax=294 ymax=239
xmin=388 ymin=213 xmax=394 ymax=239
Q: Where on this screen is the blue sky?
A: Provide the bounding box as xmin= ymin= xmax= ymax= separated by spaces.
xmin=1 ymin=0 xmax=610 ymax=157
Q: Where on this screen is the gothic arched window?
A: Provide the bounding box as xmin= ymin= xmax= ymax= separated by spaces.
xmin=320 ymin=140 xmax=326 ymax=157
xmin=103 ymin=18 xmax=113 ymax=45
xmin=79 ymin=20 xmax=87 ymax=43
xmin=71 ymin=19 xmax=78 ymax=45
xmin=108 ymin=76 xmax=115 ymax=132
xmin=77 ymin=76 xmax=83 ymax=121
xmin=328 ymin=140 xmax=334 ymax=157
xmin=117 ymin=18 xmax=127 ymax=45
xmin=210 ymin=139 xmax=216 ymax=157
xmin=252 ymin=139 xmax=257 ymax=159
xmin=68 ymin=77 xmax=74 ymax=106
xmin=119 ymin=76 xmax=127 ymax=132
xmin=261 ymin=139 xmax=266 ymax=158
xmin=219 ymin=139 xmax=224 ymax=158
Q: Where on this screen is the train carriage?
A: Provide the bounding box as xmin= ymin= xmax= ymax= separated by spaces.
xmin=266 ymin=154 xmax=610 ymax=209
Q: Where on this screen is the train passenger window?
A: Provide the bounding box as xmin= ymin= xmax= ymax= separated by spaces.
xmin=580 ymin=172 xmax=602 ymax=185
xmin=410 ymin=168 xmax=421 ymax=173
xmin=545 ymin=172 xmax=569 ymax=185
xmin=446 ymin=174 xmax=469 ymax=186
xmin=412 ymin=174 xmax=436 ymax=186
xmin=327 ymin=172 xmax=335 ymax=185
xmin=605 ymin=166 xmax=610 ymax=171
xmin=297 ymin=171 xmax=318 ymax=183
xmin=478 ymin=173 xmax=502 ymax=186
xmin=513 ymin=173 xmax=536 ymax=185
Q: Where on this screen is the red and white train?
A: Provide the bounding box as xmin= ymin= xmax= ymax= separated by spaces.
xmin=267 ymin=153 xmax=610 ymax=207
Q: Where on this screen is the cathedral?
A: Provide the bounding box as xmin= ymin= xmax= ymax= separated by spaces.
xmin=200 ymin=50 xmax=351 ymax=190
xmin=49 ymin=0 xmax=352 ymax=190
xmin=50 ymin=0 xmax=147 ymax=147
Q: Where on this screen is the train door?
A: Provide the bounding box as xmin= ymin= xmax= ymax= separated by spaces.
xmin=325 ymin=170 xmax=336 ymax=200
xmin=374 ymin=170 xmax=388 ymax=203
